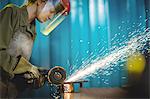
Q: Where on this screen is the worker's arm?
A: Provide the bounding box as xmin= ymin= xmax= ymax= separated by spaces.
xmin=0 ymin=5 xmax=39 ymax=79
xmin=0 ymin=6 xmax=20 ymax=78
xmin=0 ymin=49 xmax=20 ymax=77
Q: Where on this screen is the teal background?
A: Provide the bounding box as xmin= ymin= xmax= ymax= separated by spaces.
xmin=0 ymin=0 xmax=149 ymax=98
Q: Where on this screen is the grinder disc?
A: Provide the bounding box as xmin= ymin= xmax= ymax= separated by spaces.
xmin=47 ymin=66 xmax=66 ymax=84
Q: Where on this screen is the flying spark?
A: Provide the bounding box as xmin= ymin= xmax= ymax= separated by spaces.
xmin=66 ymin=29 xmax=150 ymax=82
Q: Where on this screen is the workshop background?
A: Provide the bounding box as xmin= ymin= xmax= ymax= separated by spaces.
xmin=0 ymin=0 xmax=149 ymax=98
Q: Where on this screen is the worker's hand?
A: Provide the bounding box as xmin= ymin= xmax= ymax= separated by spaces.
xmin=23 ymin=66 xmax=40 ymax=84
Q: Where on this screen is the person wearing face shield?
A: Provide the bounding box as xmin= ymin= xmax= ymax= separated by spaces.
xmin=0 ymin=0 xmax=70 ymax=98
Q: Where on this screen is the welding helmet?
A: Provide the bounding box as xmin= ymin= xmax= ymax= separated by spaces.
xmin=39 ymin=0 xmax=70 ymax=36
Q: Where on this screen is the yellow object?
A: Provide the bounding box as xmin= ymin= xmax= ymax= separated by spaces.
xmin=127 ymin=52 xmax=146 ymax=74
xmin=13 ymin=57 xmax=33 ymax=74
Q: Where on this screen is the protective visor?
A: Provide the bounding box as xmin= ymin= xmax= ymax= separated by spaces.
xmin=39 ymin=0 xmax=70 ymax=36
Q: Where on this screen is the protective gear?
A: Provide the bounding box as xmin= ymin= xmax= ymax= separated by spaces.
xmin=13 ymin=57 xmax=40 ymax=80
xmin=47 ymin=66 xmax=66 ymax=85
xmin=39 ymin=0 xmax=70 ymax=35
xmin=24 ymin=72 xmax=39 ymax=84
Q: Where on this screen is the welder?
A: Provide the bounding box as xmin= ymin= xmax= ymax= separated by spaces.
xmin=0 ymin=0 xmax=70 ymax=98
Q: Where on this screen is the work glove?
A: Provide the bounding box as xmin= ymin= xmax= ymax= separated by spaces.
xmin=11 ymin=68 xmax=45 ymax=89
xmin=10 ymin=57 xmax=49 ymax=89
xmin=23 ymin=65 xmax=40 ymax=84
xmin=12 ymin=57 xmax=41 ymax=85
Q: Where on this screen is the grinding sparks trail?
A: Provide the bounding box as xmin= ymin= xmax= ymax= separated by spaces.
xmin=66 ymin=30 xmax=150 ymax=82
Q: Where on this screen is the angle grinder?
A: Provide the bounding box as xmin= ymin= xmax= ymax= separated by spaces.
xmin=32 ymin=66 xmax=66 ymax=88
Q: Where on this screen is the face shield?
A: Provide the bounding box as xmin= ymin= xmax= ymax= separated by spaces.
xmin=39 ymin=0 xmax=70 ymax=36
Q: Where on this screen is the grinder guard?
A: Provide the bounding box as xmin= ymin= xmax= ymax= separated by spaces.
xmin=47 ymin=66 xmax=66 ymax=85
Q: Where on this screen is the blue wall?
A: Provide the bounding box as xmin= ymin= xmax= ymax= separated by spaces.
xmin=0 ymin=0 xmax=149 ymax=98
